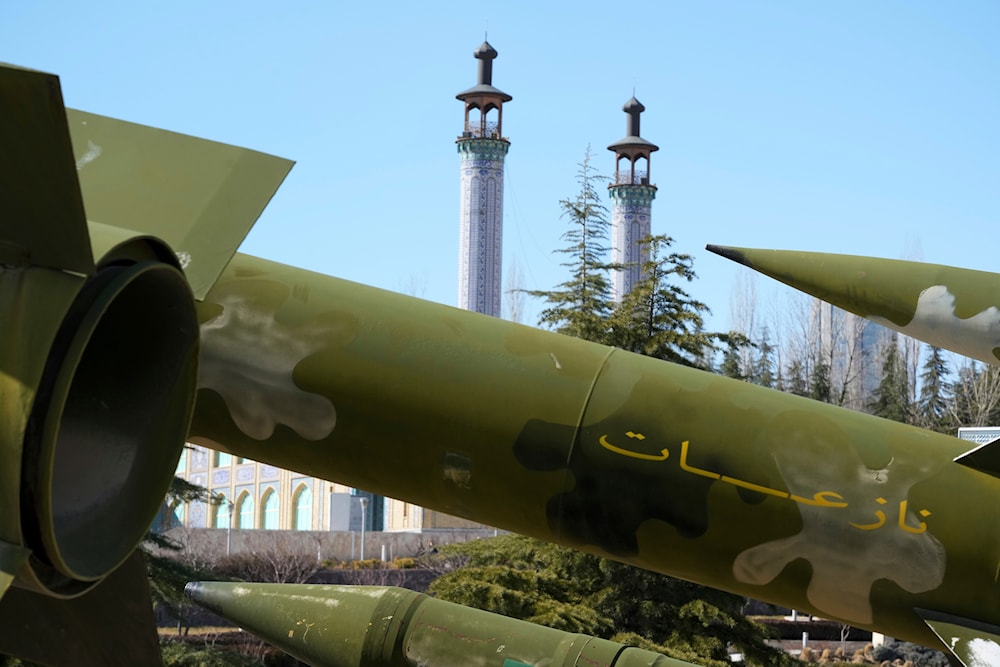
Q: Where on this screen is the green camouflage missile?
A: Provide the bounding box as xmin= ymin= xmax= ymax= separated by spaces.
xmin=189 ymin=253 xmax=1000 ymax=658
xmin=185 ymin=582 xmax=695 ymax=667
xmin=707 ymin=244 xmax=1000 ymax=366
xmin=7 ymin=58 xmax=1000 ymax=665
xmin=0 ymin=63 xmax=290 ymax=665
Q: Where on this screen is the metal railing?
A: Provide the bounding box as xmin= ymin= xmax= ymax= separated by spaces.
xmin=612 ymin=170 xmax=650 ymax=185
xmin=462 ymin=120 xmax=501 ymax=139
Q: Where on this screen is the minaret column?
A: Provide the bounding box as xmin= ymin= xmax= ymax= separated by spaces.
xmin=455 ymin=41 xmax=512 ymax=317
xmin=458 ymin=139 xmax=509 ymax=316
xmin=609 ymin=184 xmax=657 ymax=300
xmin=607 ymin=97 xmax=659 ymax=303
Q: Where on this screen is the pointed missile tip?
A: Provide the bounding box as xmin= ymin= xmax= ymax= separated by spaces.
xmin=184 ymin=581 xmax=222 ymax=607
xmin=184 ymin=581 xmax=235 ymax=616
xmin=183 ymin=581 xmax=202 ymax=601
xmin=705 ymin=244 xmax=752 ymax=268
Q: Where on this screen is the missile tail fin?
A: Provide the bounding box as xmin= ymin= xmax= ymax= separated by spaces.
xmin=0 ymin=551 xmax=162 ymax=666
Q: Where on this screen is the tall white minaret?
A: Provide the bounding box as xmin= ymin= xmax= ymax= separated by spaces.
xmin=608 ymin=97 xmax=658 ymax=302
xmin=456 ymin=41 xmax=511 ymax=317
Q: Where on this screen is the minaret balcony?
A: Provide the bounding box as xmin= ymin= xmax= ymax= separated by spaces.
xmin=612 ymin=170 xmax=650 ymax=185
xmin=462 ymin=120 xmax=502 ymax=140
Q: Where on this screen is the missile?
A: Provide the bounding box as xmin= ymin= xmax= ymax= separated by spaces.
xmin=189 ymin=253 xmax=1000 ymax=657
xmin=184 ymin=582 xmax=696 ymax=667
xmin=706 ymin=244 xmax=1000 ymax=366
xmin=0 ymin=62 xmax=290 ymax=665
xmin=8 ymin=58 xmax=1000 ymax=664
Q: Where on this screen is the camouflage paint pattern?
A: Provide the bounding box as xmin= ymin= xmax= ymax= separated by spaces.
xmin=919 ymin=610 xmax=1000 ymax=667
xmin=708 ymin=245 xmax=1000 ymax=365
xmin=4 ymin=60 xmax=1000 ymax=665
xmin=185 ymin=582 xmax=694 ymax=667
xmin=189 ymin=253 xmax=1000 ymax=654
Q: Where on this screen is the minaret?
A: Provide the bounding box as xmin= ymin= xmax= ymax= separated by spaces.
xmin=456 ymin=41 xmax=512 ymax=317
xmin=607 ymin=97 xmax=659 ymax=302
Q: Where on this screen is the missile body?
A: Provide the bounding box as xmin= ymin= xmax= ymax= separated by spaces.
xmin=185 ymin=582 xmax=694 ymax=667
xmin=189 ymin=253 xmax=1000 ymax=653
xmin=707 ymin=245 xmax=1000 ymax=366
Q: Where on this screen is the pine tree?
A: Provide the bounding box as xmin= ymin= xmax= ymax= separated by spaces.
xmin=606 ymin=235 xmax=728 ymax=368
xmin=868 ymin=340 xmax=911 ymax=423
xmin=808 ymin=357 xmax=831 ymax=403
xmin=427 ymin=534 xmax=793 ymax=667
xmin=719 ymin=342 xmax=745 ymax=380
xmin=784 ymin=359 xmax=808 ymax=397
xmin=917 ymin=346 xmax=952 ymax=433
xmin=528 ymin=147 xmax=613 ymax=342
xmin=748 ymin=328 xmax=776 ymax=388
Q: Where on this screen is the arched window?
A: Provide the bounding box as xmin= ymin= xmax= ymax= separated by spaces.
xmin=292 ymin=485 xmax=312 ymax=531
xmin=172 ymin=503 xmax=185 ymax=527
xmin=262 ymin=489 xmax=279 ymax=530
xmin=213 ymin=497 xmax=230 ymax=528
xmin=236 ymin=493 xmax=254 ymax=529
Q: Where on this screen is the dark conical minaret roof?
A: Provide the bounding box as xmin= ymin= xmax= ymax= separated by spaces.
xmin=456 ymin=40 xmax=512 ymax=103
xmin=474 ymin=41 xmax=498 ymax=60
xmin=623 ymin=96 xmax=645 ymax=113
xmin=608 ymin=95 xmax=658 ymax=154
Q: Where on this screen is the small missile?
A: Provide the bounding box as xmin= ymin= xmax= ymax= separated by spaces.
xmin=185 ymin=582 xmax=697 ymax=667
xmin=707 ymin=244 xmax=1000 ymax=365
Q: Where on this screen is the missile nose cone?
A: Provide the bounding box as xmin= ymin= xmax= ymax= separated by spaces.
xmin=183 ymin=581 xmax=200 ymax=599
xmin=184 ymin=583 xmax=419 ymax=667
xmin=705 ymin=244 xmax=752 ymax=268
xmin=183 ymin=581 xmax=214 ymax=609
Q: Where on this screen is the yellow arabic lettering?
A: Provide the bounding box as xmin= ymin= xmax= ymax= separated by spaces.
xmin=898 ymin=500 xmax=931 ymax=534
xmin=598 ymin=433 xmax=669 ymax=462
xmin=850 ymin=511 xmax=887 ymax=531
xmin=850 ymin=497 xmax=888 ymax=531
xmin=719 ymin=475 xmax=789 ymax=500
xmin=849 ymin=498 xmax=932 ymax=533
xmin=682 ymin=441 xmax=846 ymax=506
xmin=790 ymin=491 xmax=848 ymax=508
xmin=678 ymin=440 xmax=720 ymax=480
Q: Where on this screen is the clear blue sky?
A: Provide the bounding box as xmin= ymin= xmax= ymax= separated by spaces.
xmin=6 ymin=1 xmax=999 ymax=334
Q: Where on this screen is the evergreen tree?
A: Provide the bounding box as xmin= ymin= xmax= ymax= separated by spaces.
xmin=427 ymin=534 xmax=792 ymax=667
xmin=719 ymin=342 xmax=745 ymax=380
xmin=528 ymin=147 xmax=613 ymax=342
xmin=808 ymin=357 xmax=831 ymax=403
xmin=146 ymin=476 xmax=225 ymax=624
xmin=748 ymin=328 xmax=776 ymax=388
xmin=607 ymin=235 xmax=730 ymax=368
xmin=917 ymin=346 xmax=952 ymax=433
xmin=784 ymin=359 xmax=808 ymax=397
xmin=868 ymin=340 xmax=911 ymax=423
